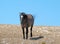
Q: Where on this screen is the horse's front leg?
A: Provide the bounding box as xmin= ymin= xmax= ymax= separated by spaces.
xmin=30 ymin=26 xmax=33 ymax=37
xmin=22 ymin=27 xmax=25 ymax=39
xmin=26 ymin=27 xmax=28 ymax=39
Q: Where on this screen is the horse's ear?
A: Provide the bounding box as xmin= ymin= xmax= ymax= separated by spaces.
xmin=19 ymin=12 xmax=25 ymax=14
xmin=21 ymin=12 xmax=25 ymax=15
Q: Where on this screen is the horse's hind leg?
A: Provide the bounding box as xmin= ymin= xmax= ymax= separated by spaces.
xmin=26 ymin=27 xmax=28 ymax=39
xmin=22 ymin=27 xmax=25 ymax=39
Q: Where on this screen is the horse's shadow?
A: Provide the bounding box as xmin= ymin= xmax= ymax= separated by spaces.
xmin=30 ymin=36 xmax=44 ymax=40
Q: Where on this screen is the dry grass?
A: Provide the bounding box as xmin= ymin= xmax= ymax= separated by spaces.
xmin=0 ymin=24 xmax=60 ymax=44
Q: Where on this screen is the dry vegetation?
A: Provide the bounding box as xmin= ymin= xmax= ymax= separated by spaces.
xmin=0 ymin=24 xmax=60 ymax=44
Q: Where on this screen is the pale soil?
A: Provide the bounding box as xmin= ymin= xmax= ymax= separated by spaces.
xmin=0 ymin=24 xmax=60 ymax=44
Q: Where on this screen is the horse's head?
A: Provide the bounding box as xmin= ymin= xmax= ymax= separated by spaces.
xmin=20 ymin=12 xmax=27 ymax=19
xmin=20 ymin=12 xmax=28 ymax=25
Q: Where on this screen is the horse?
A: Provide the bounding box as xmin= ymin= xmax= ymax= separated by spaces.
xmin=20 ymin=12 xmax=34 ymax=39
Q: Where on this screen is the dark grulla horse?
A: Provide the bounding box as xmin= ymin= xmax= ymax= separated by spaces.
xmin=20 ymin=12 xmax=34 ymax=39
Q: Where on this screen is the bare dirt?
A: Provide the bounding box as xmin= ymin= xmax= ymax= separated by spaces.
xmin=0 ymin=24 xmax=60 ymax=44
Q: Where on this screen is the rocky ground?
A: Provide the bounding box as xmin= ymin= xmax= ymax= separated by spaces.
xmin=0 ymin=24 xmax=60 ymax=44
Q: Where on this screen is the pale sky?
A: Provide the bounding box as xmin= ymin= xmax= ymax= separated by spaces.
xmin=0 ymin=0 xmax=60 ymax=26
